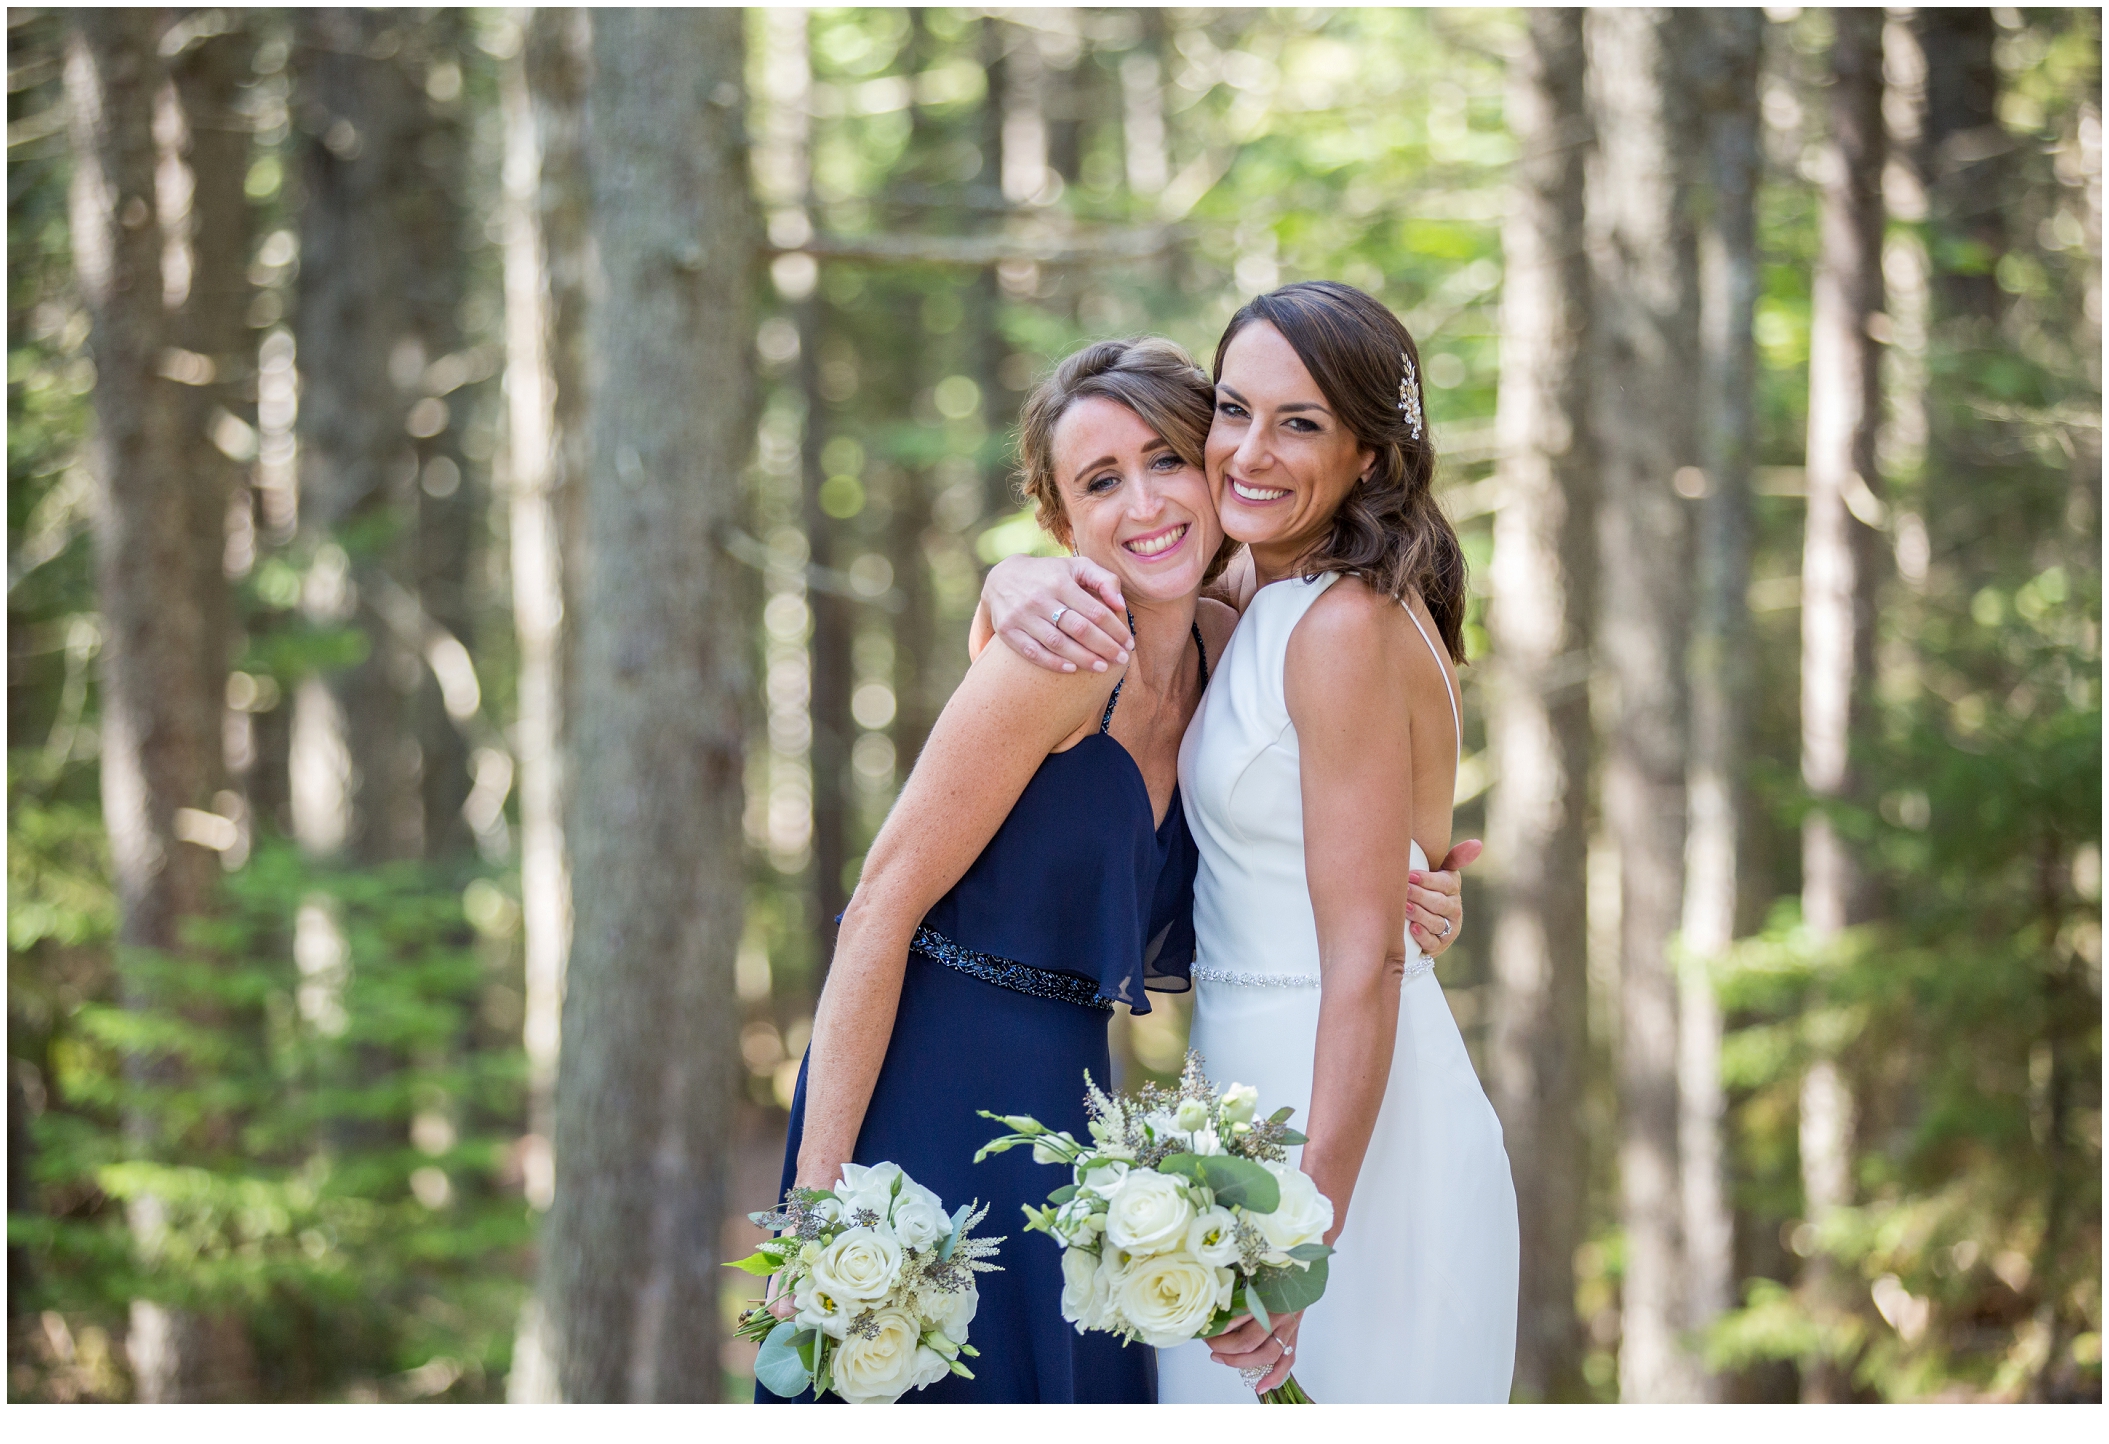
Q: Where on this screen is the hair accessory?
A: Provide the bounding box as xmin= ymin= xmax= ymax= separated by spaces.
xmin=1397 ymin=350 xmax=1424 ymax=441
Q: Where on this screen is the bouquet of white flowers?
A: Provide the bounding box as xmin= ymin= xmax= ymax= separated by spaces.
xmin=977 ymin=1053 xmax=1333 ymax=1404
xmin=729 ymin=1162 xmax=1004 ymax=1404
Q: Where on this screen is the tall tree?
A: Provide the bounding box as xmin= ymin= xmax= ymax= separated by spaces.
xmin=66 ymin=8 xmax=248 ymax=1402
xmin=1486 ymin=5 xmax=1594 ymax=1404
xmin=1679 ymin=7 xmax=1765 ymax=1397
xmin=499 ymin=3 xmax=590 ymax=1402
xmin=291 ymin=8 xmax=468 ymax=864
xmin=1798 ymin=6 xmax=1887 ymax=1403
xmin=541 ymin=8 xmax=755 ymax=1401
xmin=1584 ymin=6 xmax=1704 ymax=1403
xmin=1914 ymin=9 xmax=2007 ymax=327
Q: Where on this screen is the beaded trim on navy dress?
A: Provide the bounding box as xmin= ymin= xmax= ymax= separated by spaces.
xmin=911 ymin=925 xmax=1113 ymax=1012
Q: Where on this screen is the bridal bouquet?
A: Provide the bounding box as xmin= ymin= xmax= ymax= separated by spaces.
xmin=729 ymin=1162 xmax=1003 ymax=1403
xmin=977 ymin=1053 xmax=1332 ymax=1404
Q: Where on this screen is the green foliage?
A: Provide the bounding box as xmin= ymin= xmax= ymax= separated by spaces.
xmin=10 ymin=839 xmax=531 ymax=1401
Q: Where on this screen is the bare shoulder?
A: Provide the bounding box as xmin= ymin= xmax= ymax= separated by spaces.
xmin=1291 ymin=574 xmax=1413 ymax=665
xmin=1196 ymin=596 xmax=1238 ymax=666
xmin=948 ymin=628 xmax=1115 ymax=742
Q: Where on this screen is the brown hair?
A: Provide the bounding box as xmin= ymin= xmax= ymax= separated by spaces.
xmin=1015 ymin=337 xmax=1237 ymax=583
xmin=1213 ymin=281 xmax=1468 ymax=662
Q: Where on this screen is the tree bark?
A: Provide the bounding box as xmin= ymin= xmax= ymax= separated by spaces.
xmin=67 ymin=8 xmax=249 ymax=1402
xmin=1913 ymin=8 xmax=2007 ymax=327
xmin=500 ymin=5 xmax=591 ymax=1403
xmin=802 ymin=293 xmax=854 ymax=966
xmin=1798 ymin=6 xmax=1886 ymax=1403
xmin=543 ymin=8 xmax=755 ymax=1401
xmin=291 ymin=8 xmax=465 ymax=865
xmin=1584 ymin=6 xmax=1704 ymax=1404
xmin=1486 ymin=6 xmax=1593 ymax=1404
xmin=1679 ymin=7 xmax=1765 ymax=1398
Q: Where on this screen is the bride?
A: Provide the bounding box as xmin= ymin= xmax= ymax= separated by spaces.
xmin=980 ymin=281 xmax=1519 ymax=1403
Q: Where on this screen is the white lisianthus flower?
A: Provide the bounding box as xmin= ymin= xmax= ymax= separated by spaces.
xmin=1187 ymin=1126 xmax=1224 ymax=1157
xmin=830 ymin=1307 xmax=928 ymax=1404
xmin=1114 ymin=1251 xmax=1234 ymax=1348
xmin=1104 ymin=1170 xmax=1195 ymax=1254
xmin=1078 ymin=1159 xmax=1130 ymax=1198
xmin=833 ymin=1161 xmax=903 ymax=1223
xmin=1053 ymin=1195 xmax=1103 ymax=1246
xmin=1253 ymin=1161 xmax=1334 ymax=1262
xmin=1185 ymin=1205 xmax=1242 ymax=1267
xmin=910 ymin=1343 xmax=953 ymax=1392
xmin=889 ymin=1179 xmax=948 ymax=1249
xmin=1220 ymin=1084 xmax=1260 ymax=1126
xmin=1173 ymin=1097 xmax=1210 ymax=1133
xmin=792 ymin=1275 xmax=854 ymax=1340
xmin=1032 ymin=1130 xmax=1078 ymax=1165
xmin=810 ymin=1226 xmax=903 ymax=1302
xmin=923 ymin=1279 xmax=978 ymax=1340
xmin=1059 ymin=1246 xmax=1113 ymax=1330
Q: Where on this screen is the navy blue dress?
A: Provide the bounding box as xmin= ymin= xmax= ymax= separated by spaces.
xmin=758 ymin=633 xmax=1204 ymax=1404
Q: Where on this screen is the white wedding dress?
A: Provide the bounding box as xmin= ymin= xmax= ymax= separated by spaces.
xmin=1157 ymin=573 xmax=1519 ymax=1404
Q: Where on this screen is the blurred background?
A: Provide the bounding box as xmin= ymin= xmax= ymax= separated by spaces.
xmin=6 ymin=4 xmax=2099 ymax=1405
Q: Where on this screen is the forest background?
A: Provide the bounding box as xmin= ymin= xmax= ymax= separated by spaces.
xmin=6 ymin=4 xmax=2100 ymax=1406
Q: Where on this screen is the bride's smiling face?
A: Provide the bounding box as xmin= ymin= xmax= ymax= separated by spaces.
xmin=1207 ymin=321 xmax=1375 ymax=559
xmin=1050 ymin=396 xmax=1221 ymax=604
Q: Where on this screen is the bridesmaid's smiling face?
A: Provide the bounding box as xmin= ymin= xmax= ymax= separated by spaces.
xmin=1049 ymin=396 xmax=1222 ymax=605
xmin=1207 ymin=321 xmax=1375 ymax=567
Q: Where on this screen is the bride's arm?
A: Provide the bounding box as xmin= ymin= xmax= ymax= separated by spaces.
xmin=969 ymin=555 xmax=1132 ymax=671
xmin=1284 ymin=581 xmax=1431 ymax=1239
xmin=795 ymin=646 xmax=1107 ymax=1188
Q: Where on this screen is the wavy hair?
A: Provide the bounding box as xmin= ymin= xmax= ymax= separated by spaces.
xmin=1015 ymin=337 xmax=1238 ymax=583
xmin=1213 ymin=281 xmax=1468 ymax=662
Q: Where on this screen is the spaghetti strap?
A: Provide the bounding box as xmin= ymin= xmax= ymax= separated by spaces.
xmin=1101 ymin=615 xmax=1209 ymax=734
xmin=1401 ymin=602 xmax=1461 ymax=765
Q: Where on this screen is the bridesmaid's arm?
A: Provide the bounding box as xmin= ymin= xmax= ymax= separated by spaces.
xmin=793 ymin=644 xmax=1109 ymax=1189
xmin=1284 ymin=579 xmax=1430 ymax=1240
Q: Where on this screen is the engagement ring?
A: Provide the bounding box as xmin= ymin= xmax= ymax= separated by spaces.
xmin=1050 ymin=606 xmax=1069 ymax=627
xmin=1438 ymin=916 xmax=1453 ymax=938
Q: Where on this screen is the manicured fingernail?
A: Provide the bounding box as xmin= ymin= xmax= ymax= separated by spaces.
xmin=1063 ymin=663 xmax=1076 ymax=673
xmin=1117 ymin=650 xmax=1130 ymax=663
xmin=1093 ymin=660 xmax=1108 ymax=672
xmin=1408 ymin=871 xmax=1422 ymax=882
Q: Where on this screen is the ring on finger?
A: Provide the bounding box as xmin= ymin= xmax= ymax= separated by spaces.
xmin=1438 ymin=916 xmax=1453 ymax=938
xmin=1049 ymin=606 xmax=1069 ymax=628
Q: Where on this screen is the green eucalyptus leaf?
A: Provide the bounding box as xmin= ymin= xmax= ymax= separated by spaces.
xmin=1252 ymin=1254 xmax=1331 ymax=1315
xmin=754 ymin=1320 xmax=814 ymax=1399
xmin=1286 ymin=1242 xmax=1332 ymax=1262
xmin=1198 ymin=1154 xmax=1278 ymax=1211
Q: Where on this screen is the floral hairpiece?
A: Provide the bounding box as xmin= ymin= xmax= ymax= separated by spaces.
xmin=1397 ymin=350 xmax=1424 ymax=441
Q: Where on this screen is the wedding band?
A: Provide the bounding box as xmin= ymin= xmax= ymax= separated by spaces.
xmin=1439 ymin=917 xmax=1453 ymax=938
xmin=1049 ymin=606 xmax=1069 ymax=628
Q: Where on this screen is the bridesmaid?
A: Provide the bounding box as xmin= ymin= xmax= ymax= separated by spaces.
xmin=760 ymin=338 xmax=1238 ymax=1403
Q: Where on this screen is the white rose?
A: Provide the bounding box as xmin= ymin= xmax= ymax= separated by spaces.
xmin=832 ymin=1161 xmax=902 ymax=1224
xmin=1253 ymin=1162 xmax=1334 ymax=1261
xmin=1113 ymin=1250 xmax=1234 ymax=1348
xmin=1104 ymin=1170 xmax=1195 ymax=1255
xmin=889 ymin=1180 xmax=948 ymax=1249
xmin=1078 ymin=1159 xmax=1130 ymax=1198
xmin=810 ymin=1226 xmax=903 ymax=1303
xmin=792 ymin=1274 xmax=854 ymax=1340
xmin=1220 ymin=1084 xmax=1260 ymax=1126
xmin=1188 ymin=1126 xmax=1224 ymax=1157
xmin=1059 ymin=1246 xmax=1112 ymax=1330
xmin=1185 ymin=1205 xmax=1242 ymax=1267
xmin=1173 ymin=1098 xmax=1210 ymax=1132
xmin=829 ymin=1306 xmax=927 ymax=1404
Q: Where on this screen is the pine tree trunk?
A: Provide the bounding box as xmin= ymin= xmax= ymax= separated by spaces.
xmin=1486 ymin=5 xmax=1593 ymax=1403
xmin=67 ymin=8 xmax=250 ymax=1402
xmin=1584 ymin=6 xmax=1704 ymax=1403
xmin=291 ymin=8 xmax=463 ymax=864
xmin=803 ymin=287 xmax=855 ymax=967
xmin=1914 ymin=9 xmax=2007 ymax=327
xmin=1679 ymin=8 xmax=1765 ymax=1397
xmin=1798 ymin=6 xmax=1886 ymax=1403
xmin=500 ymin=6 xmax=591 ymax=1402
xmin=543 ymin=8 xmax=755 ymax=1401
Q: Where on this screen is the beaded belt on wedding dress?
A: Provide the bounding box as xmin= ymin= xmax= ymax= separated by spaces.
xmin=1191 ymin=955 xmax=1434 ymax=988
xmin=911 ymin=925 xmax=1114 ymax=1012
